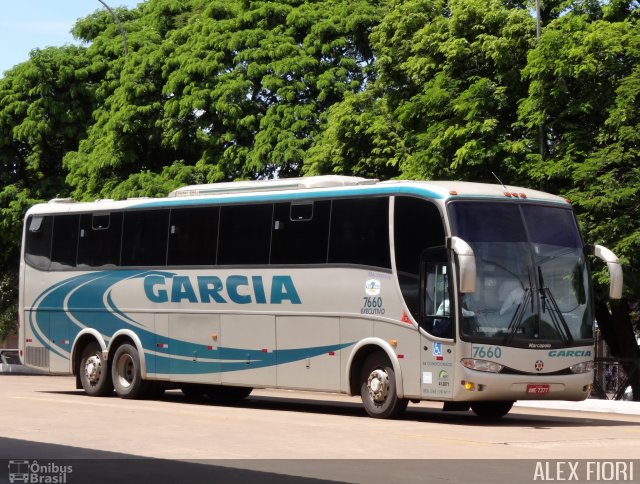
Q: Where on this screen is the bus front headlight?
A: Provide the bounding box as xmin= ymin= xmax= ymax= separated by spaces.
xmin=569 ymin=361 xmax=594 ymax=374
xmin=461 ymin=358 xmax=503 ymax=373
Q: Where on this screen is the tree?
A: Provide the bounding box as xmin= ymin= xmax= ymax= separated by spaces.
xmin=62 ymin=0 xmax=385 ymax=200
xmin=0 ymin=44 xmax=100 ymax=338
xmin=519 ymin=2 xmax=640 ymax=296
xmin=64 ymin=2 xmax=186 ymax=200
xmin=304 ymin=87 xmax=405 ymax=179
xmin=310 ymin=0 xmax=538 ymax=183
xmin=161 ymin=0 xmax=382 ymax=181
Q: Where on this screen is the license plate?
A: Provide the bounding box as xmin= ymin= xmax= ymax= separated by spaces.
xmin=527 ymin=384 xmax=550 ymax=395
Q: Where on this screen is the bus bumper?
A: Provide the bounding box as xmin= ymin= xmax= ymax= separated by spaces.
xmin=451 ymin=369 xmax=594 ymax=402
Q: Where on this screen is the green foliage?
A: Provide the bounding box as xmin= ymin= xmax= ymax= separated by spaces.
xmin=304 ymin=89 xmax=405 ymax=178
xmin=65 ymin=2 xmax=185 ymax=200
xmin=518 ymin=3 xmax=640 ymax=296
xmin=0 ymin=46 xmax=97 ymax=193
xmin=0 ymin=44 xmax=100 ymax=337
xmin=569 ymin=63 xmax=640 ymax=296
xmin=0 ymin=273 xmax=18 ymax=342
xmin=345 ymin=0 xmax=537 ymax=183
xmin=160 ymin=0 xmax=382 ymax=182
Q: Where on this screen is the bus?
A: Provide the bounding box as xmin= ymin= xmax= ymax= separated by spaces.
xmin=18 ymin=175 xmax=623 ymax=418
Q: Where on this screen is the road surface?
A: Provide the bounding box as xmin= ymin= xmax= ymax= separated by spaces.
xmin=1 ymin=375 xmax=639 ymax=483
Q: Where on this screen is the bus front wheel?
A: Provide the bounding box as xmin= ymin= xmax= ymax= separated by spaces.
xmin=79 ymin=341 xmax=113 ymax=397
xmin=111 ymin=343 xmax=149 ymax=399
xmin=359 ymin=352 xmax=408 ymax=419
xmin=470 ymin=401 xmax=514 ymax=418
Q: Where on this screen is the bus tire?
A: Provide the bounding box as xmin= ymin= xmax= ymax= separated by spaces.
xmin=360 ymin=352 xmax=408 ymax=419
xmin=111 ymin=343 xmax=149 ymax=399
xmin=471 ymin=401 xmax=514 ymax=418
xmin=79 ymin=341 xmax=113 ymax=397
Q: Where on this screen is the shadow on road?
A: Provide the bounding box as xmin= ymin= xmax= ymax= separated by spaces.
xmin=0 ymin=437 xmax=576 ymax=484
xmin=0 ymin=437 xmax=345 ymax=484
xmin=39 ymin=388 xmax=640 ymax=429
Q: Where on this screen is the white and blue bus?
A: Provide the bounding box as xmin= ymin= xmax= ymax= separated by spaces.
xmin=18 ymin=176 xmax=623 ymax=418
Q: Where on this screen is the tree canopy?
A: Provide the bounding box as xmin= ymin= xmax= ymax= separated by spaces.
xmin=1 ymin=0 xmax=639 ymax=339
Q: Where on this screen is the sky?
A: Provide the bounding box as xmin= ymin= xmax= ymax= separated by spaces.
xmin=0 ymin=0 xmax=142 ymax=77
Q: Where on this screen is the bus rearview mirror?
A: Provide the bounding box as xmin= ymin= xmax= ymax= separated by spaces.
xmin=449 ymin=236 xmax=476 ymax=294
xmin=592 ymin=244 xmax=623 ymax=300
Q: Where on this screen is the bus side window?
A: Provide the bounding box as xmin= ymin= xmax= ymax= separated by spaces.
xmin=121 ymin=209 xmax=169 ymax=266
xmin=25 ymin=215 xmax=53 ymax=270
xmin=394 ymin=196 xmax=445 ymax=322
xmin=218 ymin=204 xmax=273 ymax=265
xmin=422 ymin=255 xmax=453 ymax=339
xmin=328 ymin=197 xmax=391 ymax=269
xmin=168 ymin=206 xmax=219 ymax=266
xmin=50 ymin=215 xmax=80 ymax=269
xmin=271 ymin=201 xmax=330 ymax=265
xmin=290 ymin=202 xmax=313 ymax=221
xmin=77 ymin=212 xmax=123 ymax=267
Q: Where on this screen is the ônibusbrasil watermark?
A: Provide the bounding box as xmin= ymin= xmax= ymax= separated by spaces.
xmin=8 ymin=460 xmax=73 ymax=483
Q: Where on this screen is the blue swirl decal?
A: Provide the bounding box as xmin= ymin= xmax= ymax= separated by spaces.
xmin=30 ymin=270 xmax=352 ymax=374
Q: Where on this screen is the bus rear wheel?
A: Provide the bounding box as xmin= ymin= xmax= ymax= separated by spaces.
xmin=79 ymin=341 xmax=113 ymax=397
xmin=111 ymin=343 xmax=150 ymax=399
xmin=359 ymin=352 xmax=408 ymax=419
xmin=470 ymin=401 xmax=514 ymax=418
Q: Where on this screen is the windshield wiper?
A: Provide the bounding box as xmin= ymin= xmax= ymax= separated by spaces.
xmin=537 ymin=267 xmax=574 ymax=345
xmin=538 ymin=266 xmax=546 ymax=312
xmin=504 ymin=287 xmax=532 ymax=345
xmin=528 ymin=267 xmax=534 ymax=313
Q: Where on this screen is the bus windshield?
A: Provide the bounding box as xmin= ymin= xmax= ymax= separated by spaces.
xmin=448 ymin=201 xmax=593 ymax=347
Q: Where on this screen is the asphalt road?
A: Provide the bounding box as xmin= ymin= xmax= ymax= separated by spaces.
xmin=1 ymin=375 xmax=639 ymax=483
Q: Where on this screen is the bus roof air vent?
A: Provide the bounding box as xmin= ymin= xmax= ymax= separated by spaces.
xmin=47 ymin=198 xmax=75 ymax=204
xmin=168 ymin=176 xmax=378 ymax=198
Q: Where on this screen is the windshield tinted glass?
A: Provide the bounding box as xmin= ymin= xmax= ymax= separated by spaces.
xmin=522 ymin=205 xmax=592 ymax=342
xmin=449 ymin=201 xmax=593 ymax=347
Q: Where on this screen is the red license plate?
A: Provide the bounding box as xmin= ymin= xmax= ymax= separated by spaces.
xmin=527 ymin=384 xmax=550 ymax=395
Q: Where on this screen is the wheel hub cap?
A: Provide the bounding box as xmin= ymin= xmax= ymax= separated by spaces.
xmin=368 ymin=369 xmax=389 ymax=403
xmin=84 ymin=355 xmax=102 ymax=385
xmin=116 ymin=354 xmax=134 ymax=389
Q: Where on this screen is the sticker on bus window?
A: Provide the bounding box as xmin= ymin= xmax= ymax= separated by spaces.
xmin=365 ymin=279 xmax=381 ymax=296
xmin=433 ymin=342 xmax=442 ymax=357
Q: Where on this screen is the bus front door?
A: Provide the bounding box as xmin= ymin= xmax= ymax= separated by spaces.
xmin=420 ymin=248 xmax=455 ymax=400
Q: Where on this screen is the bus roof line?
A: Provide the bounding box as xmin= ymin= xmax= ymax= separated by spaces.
xmin=130 ymin=184 xmax=449 ymax=209
xmin=168 ymin=175 xmax=379 ymax=197
xmin=31 ymin=178 xmax=568 ymax=214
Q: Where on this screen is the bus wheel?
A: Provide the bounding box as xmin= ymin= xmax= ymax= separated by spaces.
xmin=471 ymin=401 xmax=514 ymax=418
xmin=111 ymin=343 xmax=149 ymax=399
xmin=359 ymin=352 xmax=408 ymax=419
xmin=79 ymin=342 xmax=113 ymax=396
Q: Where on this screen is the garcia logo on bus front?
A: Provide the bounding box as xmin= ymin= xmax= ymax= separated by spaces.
xmin=143 ymin=274 xmax=302 ymax=305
